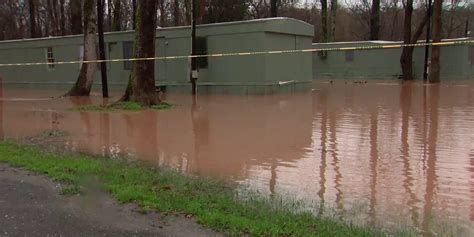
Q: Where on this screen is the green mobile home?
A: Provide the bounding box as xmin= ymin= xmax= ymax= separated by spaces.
xmin=0 ymin=18 xmax=314 ymax=94
xmin=312 ymin=38 xmax=474 ymax=80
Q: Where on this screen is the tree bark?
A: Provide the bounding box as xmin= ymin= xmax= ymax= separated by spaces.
xmin=173 ymin=0 xmax=180 ymax=26
xmin=159 ymin=0 xmax=166 ymax=26
xmin=112 ymin=0 xmax=121 ymax=31
xmin=429 ymin=0 xmax=443 ymax=83
xmin=329 ymin=0 xmax=337 ymax=41
xmin=400 ymin=4 xmax=429 ymax=81
xmin=107 ymin=0 xmax=112 ymax=30
xmin=65 ymin=0 xmax=98 ymax=96
xmin=97 ymin=0 xmax=108 ymax=97
xmin=370 ymin=0 xmax=380 ymax=40
xmin=132 ymin=0 xmax=137 ymax=29
xmin=70 ymin=0 xmax=83 ymax=35
xmin=121 ymin=0 xmax=160 ymax=106
xmin=59 ymin=0 xmax=66 ymax=35
xmin=28 ymin=0 xmax=38 ymax=38
xmin=51 ymin=0 xmax=60 ymax=35
xmin=270 ymin=0 xmax=278 ymax=17
xmin=400 ymin=0 xmax=413 ymax=80
xmin=320 ymin=0 xmax=328 ymax=42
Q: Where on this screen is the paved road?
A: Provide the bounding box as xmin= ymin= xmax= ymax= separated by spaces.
xmin=0 ymin=163 xmax=221 ymax=237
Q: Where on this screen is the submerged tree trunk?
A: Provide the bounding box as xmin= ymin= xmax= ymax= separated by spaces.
xmin=120 ymin=0 xmax=160 ymax=106
xmin=270 ymin=0 xmax=278 ymax=17
xmin=112 ymin=0 xmax=121 ymax=31
xmin=65 ymin=0 xmax=98 ymax=96
xmin=70 ymin=0 xmax=83 ymax=35
xmin=429 ymin=0 xmax=443 ymax=83
xmin=329 ymin=0 xmax=337 ymax=42
xmin=370 ymin=0 xmax=380 ymax=40
xmin=320 ymin=0 xmax=328 ymax=42
xmin=28 ymin=0 xmax=38 ymax=38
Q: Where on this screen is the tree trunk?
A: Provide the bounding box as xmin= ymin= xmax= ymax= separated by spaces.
xmin=46 ymin=0 xmax=54 ymax=36
xmin=197 ymin=0 xmax=206 ymax=24
xmin=65 ymin=0 xmax=98 ymax=96
xmin=400 ymin=3 xmax=430 ymax=81
xmin=329 ymin=0 xmax=337 ymax=42
xmin=370 ymin=0 xmax=380 ymax=40
xmin=97 ymin=0 xmax=108 ymax=97
xmin=51 ymin=0 xmax=60 ymax=35
xmin=270 ymin=0 xmax=278 ymax=17
xmin=184 ymin=0 xmax=191 ymax=25
xmin=173 ymin=0 xmax=180 ymax=26
xmin=70 ymin=0 xmax=83 ymax=35
xmin=59 ymin=0 xmax=66 ymax=35
xmin=400 ymin=0 xmax=413 ymax=80
xmin=132 ymin=0 xmax=137 ymax=29
xmin=112 ymin=0 xmax=121 ymax=31
xmin=429 ymin=0 xmax=442 ymax=83
xmin=320 ymin=0 xmax=328 ymax=42
xmin=107 ymin=0 xmax=112 ymax=30
xmin=28 ymin=0 xmax=38 ymax=38
xmin=159 ymin=0 xmax=166 ymax=26
xmin=121 ymin=0 xmax=160 ymax=106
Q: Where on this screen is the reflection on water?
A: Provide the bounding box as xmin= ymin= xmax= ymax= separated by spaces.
xmin=1 ymin=81 xmax=474 ymax=234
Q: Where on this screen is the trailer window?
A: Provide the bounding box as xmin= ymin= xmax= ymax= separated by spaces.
xmin=46 ymin=47 xmax=55 ymax=70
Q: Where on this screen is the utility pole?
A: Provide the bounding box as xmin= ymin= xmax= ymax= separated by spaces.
xmin=190 ymin=0 xmax=197 ymax=95
xmin=97 ymin=0 xmax=109 ymax=97
xmin=423 ymin=0 xmax=433 ymax=81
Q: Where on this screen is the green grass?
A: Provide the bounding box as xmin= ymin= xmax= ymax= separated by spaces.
xmin=0 ymin=142 xmax=390 ymax=236
xmin=71 ymin=101 xmax=173 ymax=112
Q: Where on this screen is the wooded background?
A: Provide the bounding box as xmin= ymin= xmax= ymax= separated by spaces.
xmin=0 ymin=0 xmax=471 ymax=43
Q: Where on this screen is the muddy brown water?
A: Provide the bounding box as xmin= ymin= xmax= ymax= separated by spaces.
xmin=1 ymin=81 xmax=474 ymax=234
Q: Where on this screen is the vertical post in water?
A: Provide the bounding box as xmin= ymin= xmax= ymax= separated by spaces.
xmin=423 ymin=0 xmax=433 ymax=81
xmin=97 ymin=0 xmax=108 ymax=97
xmin=190 ymin=0 xmax=197 ymax=95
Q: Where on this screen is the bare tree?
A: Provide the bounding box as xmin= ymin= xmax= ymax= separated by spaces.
xmin=28 ymin=0 xmax=38 ymax=38
xmin=430 ymin=0 xmax=443 ymax=83
xmin=70 ymin=0 xmax=83 ymax=34
xmin=65 ymin=0 xmax=98 ymax=96
xmin=321 ymin=0 xmax=328 ymax=42
xmin=329 ymin=0 xmax=337 ymax=41
xmin=370 ymin=0 xmax=380 ymax=40
xmin=59 ymin=0 xmax=66 ymax=35
xmin=111 ymin=0 xmax=121 ymax=31
xmin=400 ymin=0 xmax=429 ymax=80
xmin=173 ymin=0 xmax=181 ymax=26
xmin=271 ymin=0 xmax=278 ymax=17
xmin=120 ymin=0 xmax=161 ymax=106
xmin=158 ymin=0 xmax=167 ymax=26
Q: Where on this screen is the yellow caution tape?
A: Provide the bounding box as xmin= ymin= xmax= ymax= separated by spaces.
xmin=0 ymin=40 xmax=472 ymax=67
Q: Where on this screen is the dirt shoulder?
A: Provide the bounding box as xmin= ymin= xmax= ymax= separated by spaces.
xmin=0 ymin=163 xmax=222 ymax=237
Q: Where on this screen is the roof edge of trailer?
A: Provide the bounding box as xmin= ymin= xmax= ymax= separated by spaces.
xmin=312 ymin=37 xmax=473 ymax=47
xmin=0 ymin=18 xmax=314 ymax=46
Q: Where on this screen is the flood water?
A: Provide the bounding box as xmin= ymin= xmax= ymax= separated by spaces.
xmin=1 ymin=81 xmax=474 ymax=234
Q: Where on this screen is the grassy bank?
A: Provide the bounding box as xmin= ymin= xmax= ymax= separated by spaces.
xmin=72 ymin=101 xmax=173 ymax=112
xmin=0 ymin=142 xmax=388 ymax=236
